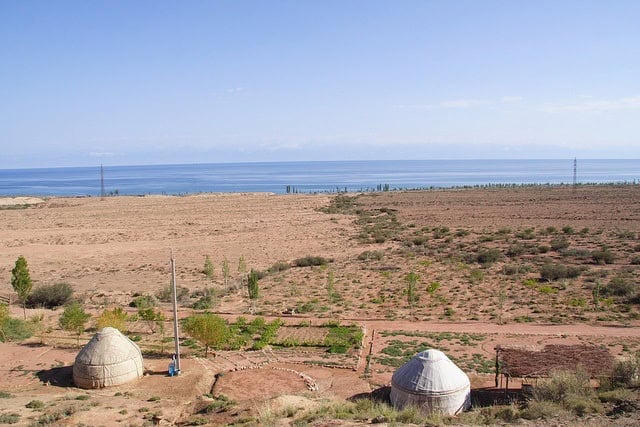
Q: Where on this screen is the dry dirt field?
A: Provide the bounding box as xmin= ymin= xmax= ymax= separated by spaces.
xmin=1 ymin=185 xmax=640 ymax=426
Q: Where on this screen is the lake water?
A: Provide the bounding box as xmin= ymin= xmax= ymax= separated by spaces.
xmin=0 ymin=159 xmax=638 ymax=197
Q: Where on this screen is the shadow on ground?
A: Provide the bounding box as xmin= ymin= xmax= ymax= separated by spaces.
xmin=349 ymin=386 xmax=391 ymax=403
xmin=36 ymin=366 xmax=74 ymax=387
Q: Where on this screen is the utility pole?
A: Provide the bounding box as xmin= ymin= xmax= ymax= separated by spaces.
xmin=170 ymin=249 xmax=181 ymax=374
xmin=573 ymin=157 xmax=577 ymax=193
xmin=100 ymin=164 xmax=105 ymax=200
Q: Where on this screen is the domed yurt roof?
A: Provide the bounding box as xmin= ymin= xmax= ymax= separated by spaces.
xmin=390 ymin=349 xmax=471 ymax=415
xmin=73 ymin=327 xmax=144 ymax=389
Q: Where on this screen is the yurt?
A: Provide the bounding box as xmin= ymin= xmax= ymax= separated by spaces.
xmin=390 ymin=349 xmax=471 ymax=415
xmin=73 ymin=327 xmax=144 ymax=389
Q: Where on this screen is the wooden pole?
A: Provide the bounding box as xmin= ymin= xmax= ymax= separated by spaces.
xmin=171 ymin=249 xmax=181 ymax=374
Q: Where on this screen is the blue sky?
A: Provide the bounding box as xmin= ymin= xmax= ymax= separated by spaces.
xmin=1 ymin=0 xmax=639 ymax=168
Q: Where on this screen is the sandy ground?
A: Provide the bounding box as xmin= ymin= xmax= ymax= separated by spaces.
xmin=1 ymin=186 xmax=639 ymax=425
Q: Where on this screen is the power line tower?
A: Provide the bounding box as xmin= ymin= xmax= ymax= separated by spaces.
xmin=100 ymin=164 xmax=106 ymax=200
xmin=572 ymin=157 xmax=577 ymax=193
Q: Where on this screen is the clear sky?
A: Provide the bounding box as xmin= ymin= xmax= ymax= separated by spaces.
xmin=1 ymin=0 xmax=639 ymax=168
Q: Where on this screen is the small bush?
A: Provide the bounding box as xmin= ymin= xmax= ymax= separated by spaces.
xmin=156 ymin=285 xmax=189 ymax=303
xmin=0 ymin=391 xmax=13 ymax=399
xmin=565 ymin=395 xmax=603 ymax=416
xmin=598 ymin=388 xmax=635 ymax=404
xmin=26 ymin=400 xmax=45 ymax=409
xmin=0 ymin=413 xmax=20 ymax=424
xmin=611 ymin=353 xmax=640 ymax=388
xmin=357 ymin=250 xmax=383 ymax=261
xmin=540 ymin=263 xmax=583 ymax=281
xmin=561 ymin=248 xmax=592 ymax=259
xmin=550 ymin=238 xmax=570 ymax=251
xmin=26 ymin=282 xmax=73 ymax=308
xmin=520 ymin=401 xmax=563 ymax=420
xmin=129 ymin=294 xmax=157 ymax=309
xmin=592 ymin=248 xmax=616 ymax=264
xmin=533 ymin=369 xmax=594 ymax=403
xmin=631 ymin=256 xmax=640 ymax=265
xmin=506 ymin=243 xmax=525 ymax=257
xmin=603 ymin=276 xmax=634 ymax=297
xmin=267 ymin=261 xmax=290 ymax=274
xmin=191 ymin=295 xmax=214 ymax=310
xmin=562 ymin=225 xmax=575 ymax=235
xmin=96 ymin=307 xmax=128 ymax=332
xmin=201 ymin=395 xmax=235 ymax=414
xmin=502 ymin=264 xmax=531 ymax=275
xmin=0 ymin=317 xmax=34 ymax=342
xmin=476 ymin=248 xmax=502 ymax=264
xmin=293 ymin=256 xmax=330 ymax=267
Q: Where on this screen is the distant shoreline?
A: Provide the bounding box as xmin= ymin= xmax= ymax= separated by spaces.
xmin=1 ymin=181 xmax=638 ymax=201
xmin=1 ymin=159 xmax=638 ymax=197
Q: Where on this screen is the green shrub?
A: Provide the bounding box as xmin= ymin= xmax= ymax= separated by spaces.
xmin=0 ymin=413 xmax=20 ymax=424
xmin=156 ymin=285 xmax=189 ymax=303
xmin=191 ymin=295 xmax=214 ymax=310
xmin=540 ymin=263 xmax=583 ymax=281
xmin=631 ymin=256 xmax=640 ymax=265
xmin=129 ymin=294 xmax=157 ymax=308
xmin=561 ymin=248 xmax=592 ymax=259
xmin=203 ymin=256 xmax=215 ymax=279
xmin=267 ymin=261 xmax=290 ymax=274
xmin=538 ymin=244 xmax=550 ymax=253
xmin=0 ymin=391 xmax=13 ymax=399
xmin=603 ymin=276 xmax=634 ymax=297
xmin=592 ymin=248 xmax=616 ymax=264
xmin=0 ymin=317 xmax=34 ymax=342
xmin=26 ymin=282 xmax=73 ymax=308
xmin=476 ymin=248 xmax=502 ymax=264
xmin=201 ymin=395 xmax=235 ymax=414
xmin=357 ymin=250 xmax=384 ymax=261
xmin=550 ymin=238 xmax=570 ymax=251
xmin=501 ymin=264 xmax=531 ymax=275
xmin=506 ymin=243 xmax=525 ymax=257
xmin=96 ymin=307 xmax=128 ymax=332
xmin=520 ymin=401 xmax=563 ymax=420
xmin=565 ymin=395 xmax=603 ymax=416
xmin=293 ymin=256 xmax=330 ymax=267
xmin=26 ymin=400 xmax=45 ymax=409
xmin=598 ymin=388 xmax=635 ymax=404
xmin=562 ymin=225 xmax=574 ymax=235
xmin=611 ymin=353 xmax=640 ymax=387
xmin=532 ymin=369 xmax=594 ymax=403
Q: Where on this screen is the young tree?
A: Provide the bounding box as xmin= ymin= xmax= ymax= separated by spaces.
xmin=59 ymin=302 xmax=90 ymax=347
xmin=203 ymin=256 xmax=215 ymax=279
xmin=96 ymin=307 xmax=128 ymax=332
xmin=138 ymin=306 xmax=163 ymax=333
xmin=183 ymin=313 xmax=230 ymax=357
xmin=247 ymin=270 xmax=259 ymax=314
xmin=592 ymin=280 xmax=601 ymax=312
xmin=11 ymin=255 xmax=33 ymax=319
xmin=405 ymin=272 xmax=420 ymax=319
xmin=30 ymin=313 xmax=52 ymax=345
xmin=222 ymin=257 xmax=230 ymax=288
xmin=237 ymin=255 xmax=247 ymax=286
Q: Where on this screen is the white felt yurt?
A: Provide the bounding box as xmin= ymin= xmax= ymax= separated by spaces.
xmin=73 ymin=327 xmax=144 ymax=389
xmin=390 ymin=349 xmax=471 ymax=415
